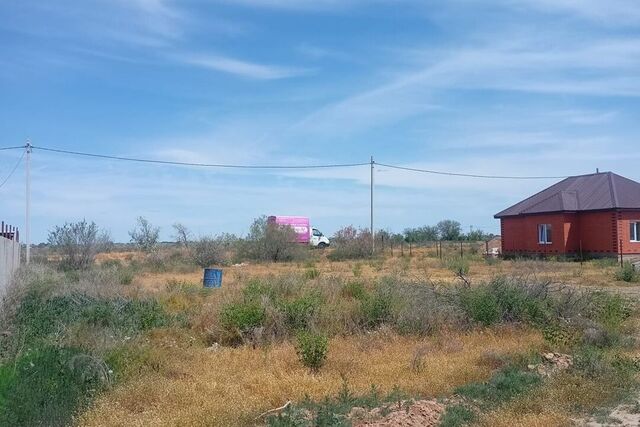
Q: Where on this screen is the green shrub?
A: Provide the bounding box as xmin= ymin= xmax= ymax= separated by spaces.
xmin=587 ymin=292 xmax=633 ymax=330
xmin=614 ymin=262 xmax=638 ymax=282
xmin=295 ymin=331 xmax=328 ymax=372
xmin=220 ymin=301 xmax=265 ymax=333
xmin=359 ymin=291 xmax=392 ymax=328
xmin=304 ymin=268 xmax=320 ymax=280
xmin=0 ymin=346 xmax=109 ymax=427
xmin=281 ymin=294 xmax=322 ymax=331
xmin=440 ymin=404 xmax=476 ymax=427
xmin=459 ymin=287 xmax=501 ymax=326
xmin=341 ymin=281 xmax=367 ymax=300
xmin=446 ymin=257 xmax=470 ymax=276
xmin=455 ymin=366 xmax=541 ymax=406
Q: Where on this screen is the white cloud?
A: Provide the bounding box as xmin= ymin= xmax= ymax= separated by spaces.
xmin=176 ymin=53 xmax=309 ymax=79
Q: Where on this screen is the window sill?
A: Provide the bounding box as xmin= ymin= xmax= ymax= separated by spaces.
xmin=538 ymin=242 xmax=553 ymax=245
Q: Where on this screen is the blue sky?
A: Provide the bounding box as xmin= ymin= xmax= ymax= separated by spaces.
xmin=1 ymin=0 xmax=640 ymax=243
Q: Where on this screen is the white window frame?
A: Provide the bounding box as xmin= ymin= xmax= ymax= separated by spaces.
xmin=631 ymin=221 xmax=640 ymax=242
xmin=538 ymin=224 xmax=552 ymax=245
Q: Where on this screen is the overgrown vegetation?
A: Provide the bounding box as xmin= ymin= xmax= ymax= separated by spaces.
xmin=0 ymin=265 xmax=176 ymax=426
xmin=47 ymin=220 xmax=112 ymax=270
xmin=615 ymin=261 xmax=639 ymax=282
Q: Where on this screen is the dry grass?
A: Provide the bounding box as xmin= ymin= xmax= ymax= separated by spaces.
xmin=80 ymin=327 xmax=545 ymax=427
xmin=128 ymin=249 xmax=625 ymax=296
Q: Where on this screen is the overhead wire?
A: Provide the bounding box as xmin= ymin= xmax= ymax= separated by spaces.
xmin=0 ymin=145 xmax=26 ymax=151
xmin=0 ymin=149 xmax=25 ymax=189
xmin=0 ymin=144 xmax=570 ymax=180
xmin=376 ymin=162 xmax=568 ymax=180
xmin=32 ymin=146 xmax=370 ymax=169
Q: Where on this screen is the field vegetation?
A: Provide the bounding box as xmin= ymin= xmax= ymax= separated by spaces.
xmin=1 ymin=218 xmax=639 ymax=426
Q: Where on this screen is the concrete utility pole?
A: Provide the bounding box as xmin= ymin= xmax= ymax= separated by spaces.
xmin=370 ymin=155 xmax=375 ymax=255
xmin=25 ymin=140 xmax=31 ymax=264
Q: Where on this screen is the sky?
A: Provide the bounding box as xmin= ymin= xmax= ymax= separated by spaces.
xmin=1 ymin=0 xmax=640 ymax=243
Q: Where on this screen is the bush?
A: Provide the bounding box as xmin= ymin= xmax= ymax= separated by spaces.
xmin=614 ymin=262 xmax=639 ymax=283
xmin=0 ymin=346 xmax=109 ymax=427
xmin=190 ymin=235 xmax=230 ymax=268
xmin=359 ymin=289 xmax=392 ymax=329
xmin=47 ymin=220 xmax=112 ymax=270
xmin=328 ymin=226 xmax=372 ymax=261
xmin=238 ymin=216 xmax=307 ymax=262
xmin=445 ymin=257 xmax=470 ymax=276
xmin=455 ymin=366 xmax=541 ymax=406
xmin=458 ymin=287 xmax=501 ymax=326
xmin=295 ymin=331 xmax=328 ymax=372
xmin=220 ymin=301 xmax=265 ymax=334
xmin=440 ymin=404 xmax=476 ymax=427
xmin=129 ymin=216 xmax=160 ymax=253
xmin=281 ymin=294 xmax=322 ymax=331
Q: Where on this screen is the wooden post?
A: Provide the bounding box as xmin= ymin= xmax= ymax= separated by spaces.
xmin=439 ymin=241 xmax=443 ymax=260
xmin=401 ymin=241 xmax=404 ymax=257
xmin=485 ymin=240 xmax=489 ymax=258
xmin=620 ymin=239 xmax=624 ymax=268
xmin=409 ymin=242 xmax=412 ymax=257
xmin=460 ymin=241 xmax=463 ymax=258
xmin=579 ymin=240 xmax=583 ymax=266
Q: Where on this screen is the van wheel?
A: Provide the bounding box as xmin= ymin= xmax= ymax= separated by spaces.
xmin=318 ymin=242 xmax=328 ymax=249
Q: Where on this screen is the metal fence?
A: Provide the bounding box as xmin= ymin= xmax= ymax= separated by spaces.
xmin=0 ymin=222 xmax=20 ymax=295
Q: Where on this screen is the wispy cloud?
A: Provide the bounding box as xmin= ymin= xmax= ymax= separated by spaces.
xmin=176 ymin=53 xmax=309 ymax=79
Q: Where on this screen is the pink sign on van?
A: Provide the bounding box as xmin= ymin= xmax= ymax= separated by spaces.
xmin=267 ymin=216 xmax=310 ymax=244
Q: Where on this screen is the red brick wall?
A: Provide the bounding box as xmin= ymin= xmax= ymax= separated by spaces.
xmin=618 ymin=211 xmax=640 ymax=254
xmin=576 ymin=211 xmax=618 ymax=254
xmin=500 ymin=210 xmax=627 ymax=255
xmin=501 ymin=213 xmax=569 ymax=254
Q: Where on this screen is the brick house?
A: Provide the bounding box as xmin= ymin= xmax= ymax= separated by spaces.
xmin=494 ymin=172 xmax=640 ymax=257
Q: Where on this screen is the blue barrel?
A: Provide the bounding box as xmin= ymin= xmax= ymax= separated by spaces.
xmin=203 ymin=268 xmax=223 ymax=288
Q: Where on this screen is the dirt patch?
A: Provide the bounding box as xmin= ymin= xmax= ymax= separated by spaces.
xmin=527 ymin=352 xmax=573 ymax=377
xmin=351 ymin=400 xmax=445 ymax=427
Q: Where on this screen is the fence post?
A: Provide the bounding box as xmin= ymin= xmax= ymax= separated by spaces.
xmin=460 ymin=241 xmax=463 ymax=258
xmin=579 ymin=240 xmax=583 ymax=266
xmin=409 ymin=242 xmax=412 ymax=257
xmin=620 ymin=239 xmax=624 ymax=268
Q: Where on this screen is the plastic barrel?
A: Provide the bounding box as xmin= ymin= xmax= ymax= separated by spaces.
xmin=203 ymin=268 xmax=223 ymax=288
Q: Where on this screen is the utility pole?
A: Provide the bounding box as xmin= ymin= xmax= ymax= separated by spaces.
xmin=25 ymin=140 xmax=31 ymax=264
xmin=370 ymin=155 xmax=375 ymax=255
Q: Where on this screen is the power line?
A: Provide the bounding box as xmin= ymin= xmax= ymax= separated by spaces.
xmin=377 ymin=162 xmax=568 ymax=180
xmin=11 ymin=144 xmax=571 ymax=179
xmin=0 ymin=149 xmax=25 ymax=189
xmin=0 ymin=145 xmax=26 ymax=151
xmin=32 ymin=146 xmax=370 ymax=169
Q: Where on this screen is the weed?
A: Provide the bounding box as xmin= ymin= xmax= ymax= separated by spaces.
xmin=304 ymin=268 xmax=320 ymax=280
xmin=455 ymin=366 xmax=541 ymax=407
xmin=220 ymin=301 xmax=266 ymax=336
xmin=446 ymin=257 xmax=470 ymax=276
xmin=341 ymin=281 xmax=367 ymax=300
xmin=281 ymin=294 xmax=322 ymax=331
xmin=440 ymin=404 xmax=476 ymax=427
xmin=614 ymin=262 xmax=638 ymax=283
xmin=295 ymin=331 xmax=328 ymax=372
xmin=0 ymin=346 xmax=110 ymax=427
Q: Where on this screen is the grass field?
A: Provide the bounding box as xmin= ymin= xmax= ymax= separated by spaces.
xmin=2 ymin=247 xmax=639 ymax=426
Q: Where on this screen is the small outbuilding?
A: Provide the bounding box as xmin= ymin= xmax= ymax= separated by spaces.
xmin=494 ymin=172 xmax=640 ymax=258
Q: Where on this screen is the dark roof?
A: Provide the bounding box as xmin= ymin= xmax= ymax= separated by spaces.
xmin=495 ymin=172 xmax=640 ymax=218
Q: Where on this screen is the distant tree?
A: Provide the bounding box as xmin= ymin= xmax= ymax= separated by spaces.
xmin=190 ymin=235 xmax=231 ymax=268
xmin=329 ymin=226 xmax=372 ymax=260
xmin=436 ymin=220 xmax=462 ymax=241
xmin=48 ymin=220 xmax=111 ymax=270
xmin=465 ymin=229 xmax=489 ymax=241
xmin=404 ymin=225 xmax=439 ymax=243
xmin=129 ymin=216 xmax=160 ymax=253
xmin=238 ymin=216 xmax=304 ymax=262
xmin=172 ymin=223 xmax=191 ymax=248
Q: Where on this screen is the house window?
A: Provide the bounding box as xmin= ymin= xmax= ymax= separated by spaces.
xmin=538 ymin=224 xmax=552 ymax=244
xmin=631 ymin=222 xmax=640 ymax=242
